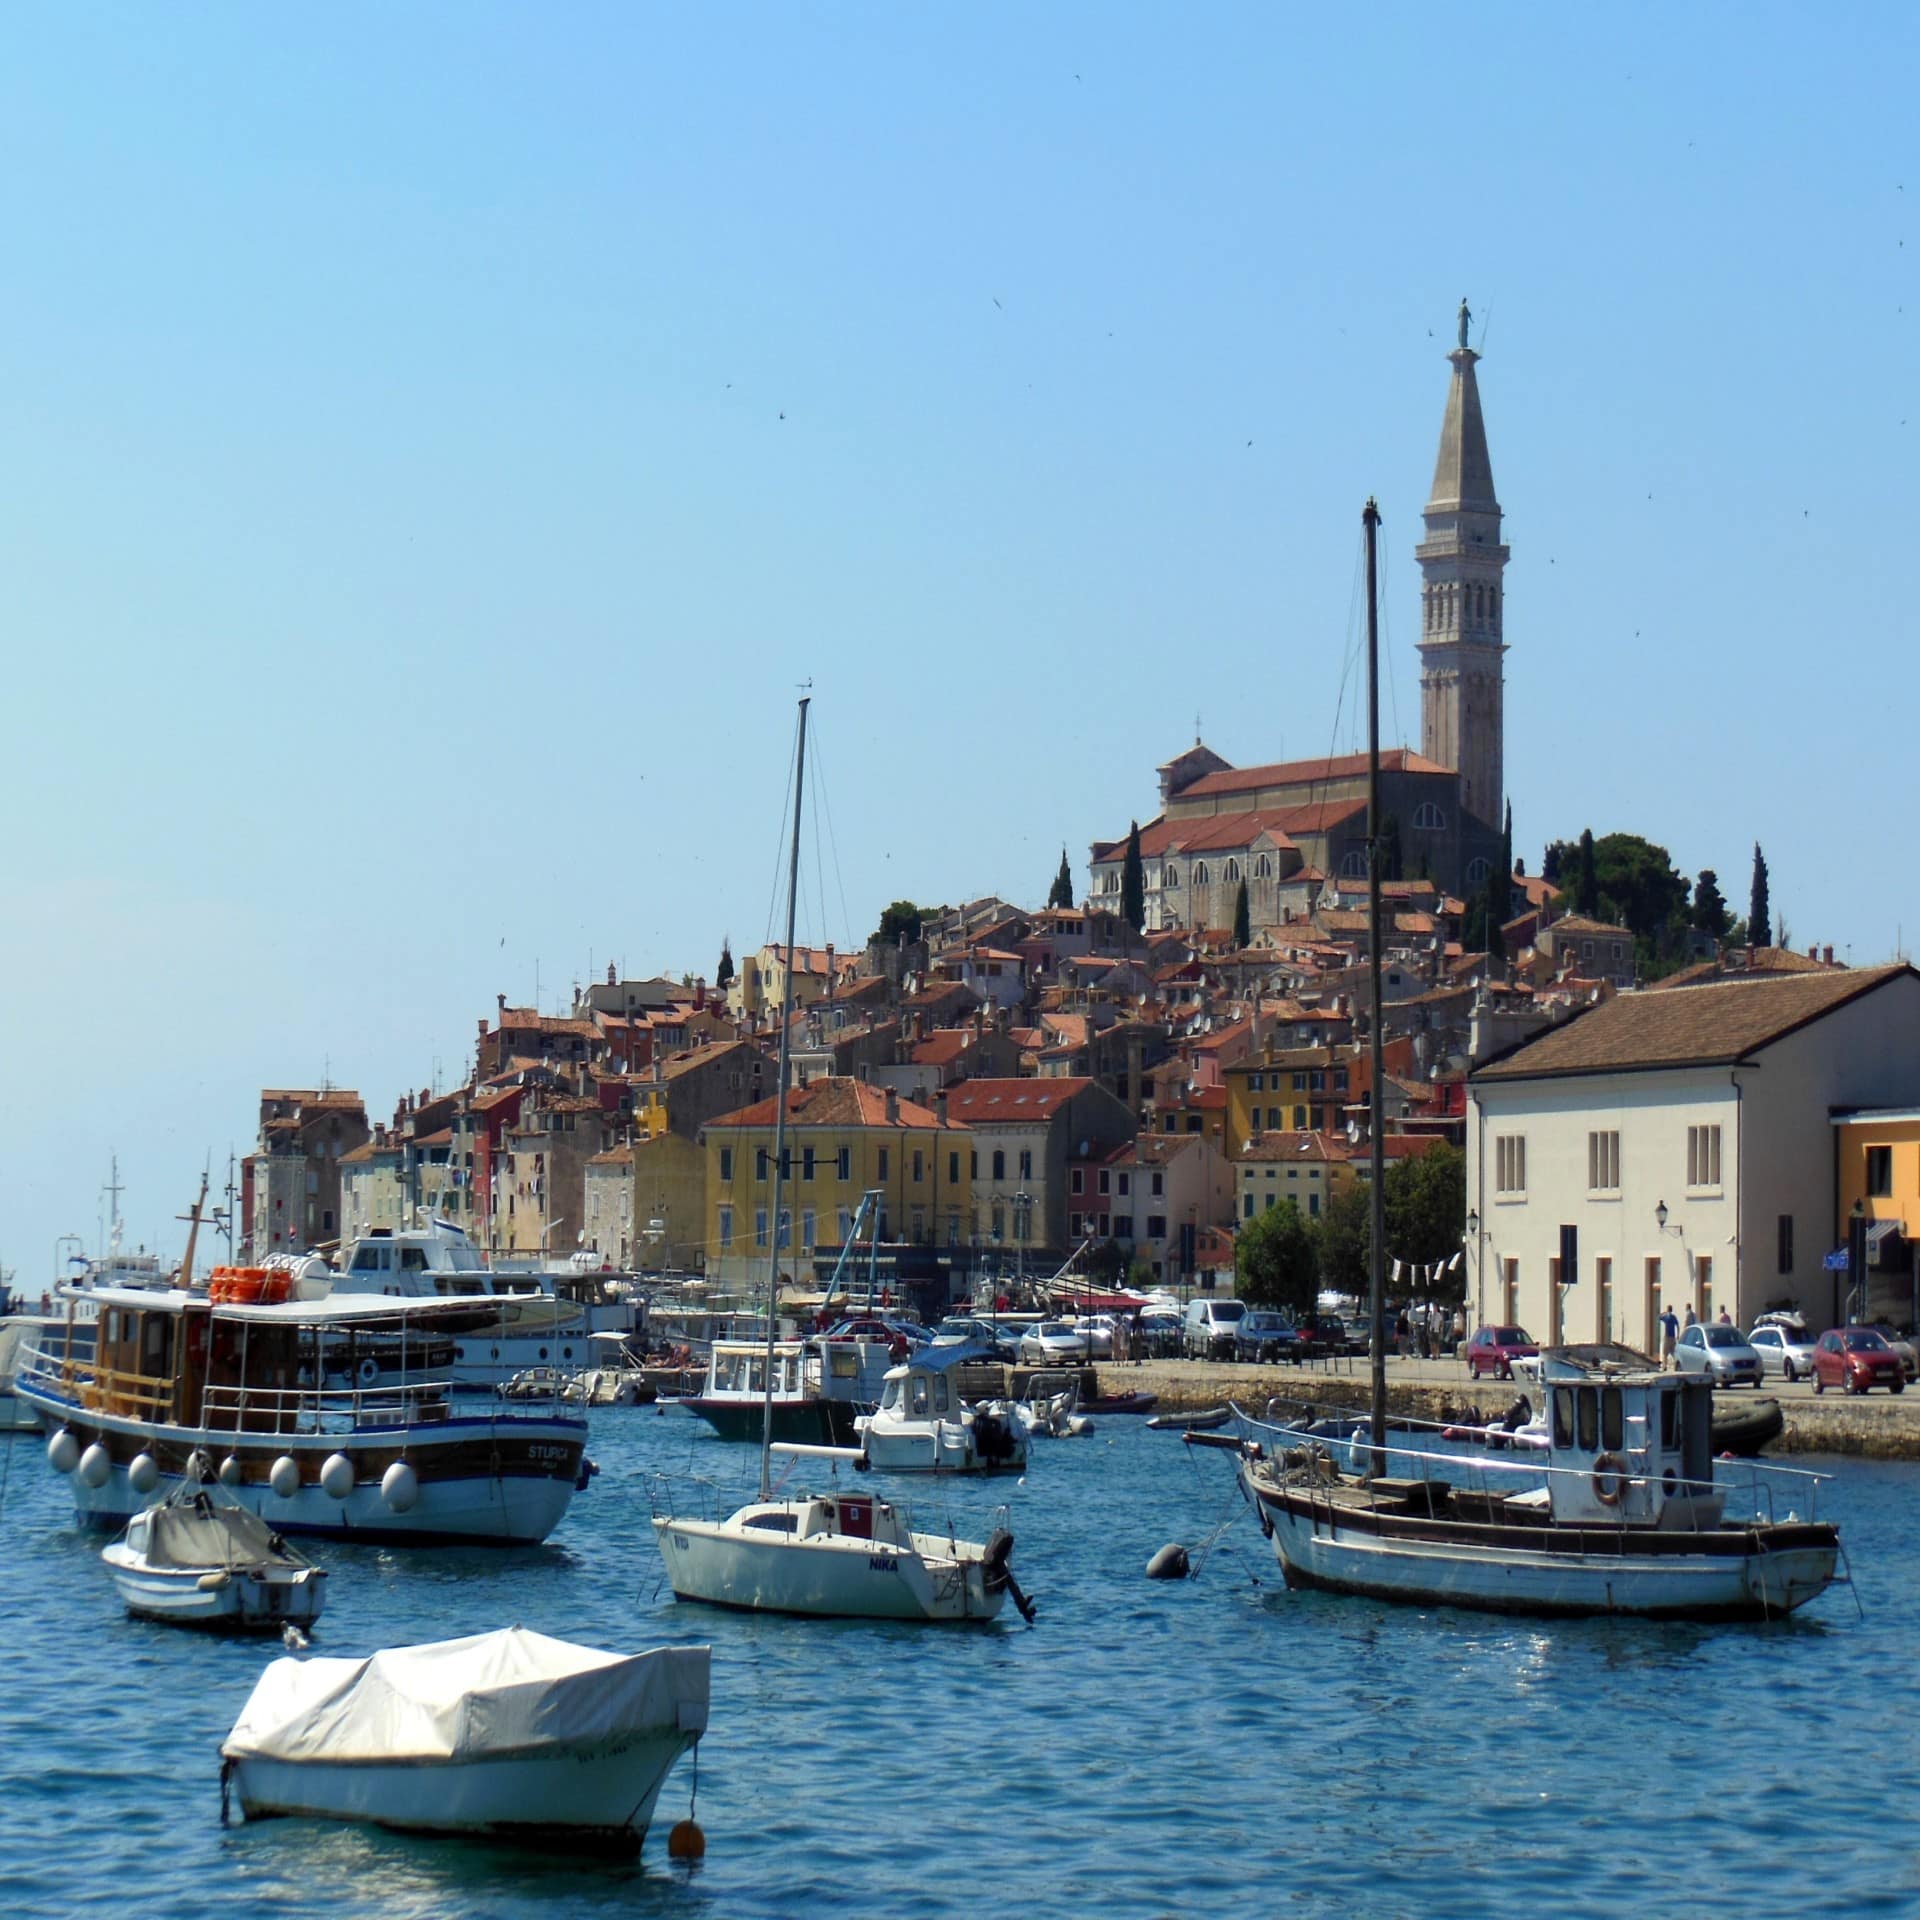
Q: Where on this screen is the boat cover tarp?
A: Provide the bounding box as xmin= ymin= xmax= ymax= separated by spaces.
xmin=223 ymin=1627 xmax=710 ymax=1763
xmin=147 ymin=1498 xmax=288 ymax=1569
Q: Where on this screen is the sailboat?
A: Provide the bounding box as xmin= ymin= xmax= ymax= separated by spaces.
xmin=651 ymin=697 xmax=1033 ymax=1624
xmin=1211 ymin=501 xmax=1842 ymax=1621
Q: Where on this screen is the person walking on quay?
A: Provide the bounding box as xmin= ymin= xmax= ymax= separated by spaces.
xmin=1659 ymin=1303 xmax=1680 ymax=1370
xmin=1684 ymin=1304 xmax=1699 ymax=1331
xmin=1717 ymin=1305 xmax=1733 ymax=1326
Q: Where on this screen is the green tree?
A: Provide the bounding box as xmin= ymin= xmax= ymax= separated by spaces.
xmin=1315 ymin=1182 xmax=1372 ymax=1298
xmin=1575 ymin=828 xmax=1598 ymax=914
xmin=1749 ymin=843 xmax=1771 ymax=948
xmin=1383 ymin=1144 xmax=1466 ymax=1299
xmin=1541 ymin=839 xmax=1566 ymax=884
xmin=873 ymin=900 xmax=924 ymax=947
xmin=1691 ymin=870 xmax=1730 ymax=941
xmin=1235 ymin=1199 xmax=1318 ymax=1314
xmin=1232 ymin=879 xmax=1251 ymax=948
xmin=1047 ymin=847 xmax=1075 ymax=910
xmin=715 ymin=939 xmax=735 ymax=990
xmin=1120 ymin=822 xmax=1146 ymax=934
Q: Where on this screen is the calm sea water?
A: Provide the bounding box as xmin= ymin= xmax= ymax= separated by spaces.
xmin=2 ymin=1407 xmax=1917 ymax=1920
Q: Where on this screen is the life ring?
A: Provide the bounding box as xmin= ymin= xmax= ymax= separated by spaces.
xmin=356 ymin=1357 xmax=380 ymax=1388
xmin=1591 ymin=1453 xmax=1629 ymax=1506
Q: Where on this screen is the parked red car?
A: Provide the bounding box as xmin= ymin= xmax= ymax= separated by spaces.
xmin=1465 ymin=1324 xmax=1538 ymax=1381
xmin=1812 ymin=1327 xmax=1908 ymax=1395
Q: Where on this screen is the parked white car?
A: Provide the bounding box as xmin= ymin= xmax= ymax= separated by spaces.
xmin=1746 ymin=1323 xmax=1817 ymax=1383
xmin=1017 ymin=1321 xmax=1090 ymax=1366
xmin=1675 ymin=1322 xmax=1765 ymax=1388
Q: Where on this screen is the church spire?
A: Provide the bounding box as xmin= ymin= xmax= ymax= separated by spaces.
xmin=1417 ymin=301 xmax=1508 ymax=830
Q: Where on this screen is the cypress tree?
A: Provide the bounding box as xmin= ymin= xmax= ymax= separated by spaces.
xmin=715 ymin=939 xmax=735 ymax=989
xmin=1120 ymin=821 xmax=1146 ymax=933
xmin=1048 ymin=847 xmax=1075 ymax=910
xmin=1749 ymin=844 xmax=1771 ymax=949
xmin=1575 ymin=828 xmax=1598 ymax=915
xmin=1233 ymin=879 xmax=1251 ymax=949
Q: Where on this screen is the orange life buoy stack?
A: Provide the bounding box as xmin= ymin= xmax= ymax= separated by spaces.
xmin=209 ymin=1266 xmax=286 ymax=1306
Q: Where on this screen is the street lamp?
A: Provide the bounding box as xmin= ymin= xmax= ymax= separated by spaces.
xmin=1464 ymin=1208 xmax=1481 ymax=1335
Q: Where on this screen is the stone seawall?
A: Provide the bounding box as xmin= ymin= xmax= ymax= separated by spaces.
xmin=1099 ymin=1359 xmax=1920 ymax=1462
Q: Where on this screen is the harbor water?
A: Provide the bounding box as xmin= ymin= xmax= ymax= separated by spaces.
xmin=2 ymin=1408 xmax=1917 ymax=1920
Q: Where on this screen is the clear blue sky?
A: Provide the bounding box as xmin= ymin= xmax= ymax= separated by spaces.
xmin=3 ymin=5 xmax=1913 ymax=1279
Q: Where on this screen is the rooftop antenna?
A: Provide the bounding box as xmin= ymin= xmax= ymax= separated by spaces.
xmin=101 ymin=1154 xmax=125 ymax=1258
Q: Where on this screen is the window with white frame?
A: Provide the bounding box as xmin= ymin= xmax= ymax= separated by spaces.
xmin=1588 ymin=1130 xmax=1620 ymax=1192
xmin=1413 ymin=802 xmax=1446 ymax=831
xmin=1495 ymin=1134 xmax=1527 ymax=1195
xmin=1686 ymin=1124 xmax=1722 ymax=1189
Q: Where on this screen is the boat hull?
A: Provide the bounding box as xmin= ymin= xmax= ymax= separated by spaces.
xmin=21 ymin=1392 xmax=585 ymax=1546
xmin=680 ymin=1395 xmax=862 ymax=1446
xmin=102 ymin=1549 xmax=327 ymax=1631
xmin=1248 ymin=1473 xmax=1839 ymax=1621
xmin=653 ymin=1514 xmax=1005 ymax=1622
xmin=225 ymin=1730 xmax=695 ymax=1854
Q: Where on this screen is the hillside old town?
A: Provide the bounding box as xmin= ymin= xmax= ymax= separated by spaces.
xmin=231 ymin=318 xmax=1920 ymax=1354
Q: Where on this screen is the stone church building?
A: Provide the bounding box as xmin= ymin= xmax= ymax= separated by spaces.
xmin=1090 ymin=306 xmax=1508 ymax=933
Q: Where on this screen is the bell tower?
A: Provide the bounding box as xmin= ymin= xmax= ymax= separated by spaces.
xmin=1417 ymin=300 xmax=1508 ymax=828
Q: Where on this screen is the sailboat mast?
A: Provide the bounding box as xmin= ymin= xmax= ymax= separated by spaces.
xmin=1363 ymin=498 xmax=1388 ymax=1465
xmin=760 ymin=696 xmax=811 ymax=1498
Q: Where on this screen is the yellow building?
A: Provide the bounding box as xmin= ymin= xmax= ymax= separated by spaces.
xmin=1835 ymin=1109 xmax=1920 ymax=1319
xmin=702 ymin=1078 xmax=971 ymax=1288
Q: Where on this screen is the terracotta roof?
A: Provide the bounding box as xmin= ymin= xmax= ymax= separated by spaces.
xmin=911 ymin=1030 xmax=977 ymax=1067
xmin=706 ymin=1078 xmax=963 ymax=1132
xmin=941 ymin=1078 xmax=1096 ymax=1123
xmin=1474 ymin=966 xmax=1913 ymax=1083
xmin=498 ymin=1009 xmax=600 ymax=1038
xmin=1540 ymin=915 xmax=1633 ymax=942
xmin=1239 ymin=1131 xmax=1353 ymax=1164
xmin=1177 ymin=748 xmax=1452 ymax=797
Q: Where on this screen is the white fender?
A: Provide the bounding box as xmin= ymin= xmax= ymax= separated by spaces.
xmin=319 ymin=1452 xmax=355 ymax=1500
xmin=78 ymin=1442 xmax=112 ymax=1487
xmin=47 ymin=1429 xmax=79 ymax=1475
xmin=269 ymin=1455 xmax=301 ymax=1499
xmin=381 ymin=1460 xmax=419 ymax=1513
xmin=127 ymin=1452 xmax=160 ymax=1495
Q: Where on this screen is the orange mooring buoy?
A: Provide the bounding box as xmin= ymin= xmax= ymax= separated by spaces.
xmin=668 ymin=1819 xmax=706 ymax=1861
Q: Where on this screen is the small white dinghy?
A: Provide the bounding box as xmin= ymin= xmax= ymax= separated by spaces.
xmin=102 ymin=1476 xmax=327 ymax=1633
xmin=220 ymin=1627 xmax=710 ymax=1853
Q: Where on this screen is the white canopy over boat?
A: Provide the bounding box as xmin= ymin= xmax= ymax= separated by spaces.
xmin=222 ymin=1627 xmax=709 ymax=1850
xmin=226 ymin=1626 xmax=706 ymax=1765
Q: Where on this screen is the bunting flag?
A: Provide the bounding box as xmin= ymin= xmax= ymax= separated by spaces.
xmin=1448 ymin=1250 xmax=1463 ymax=1275
xmin=1391 ymin=1259 xmax=1404 ymax=1284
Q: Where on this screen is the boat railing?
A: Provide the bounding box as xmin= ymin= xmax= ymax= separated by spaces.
xmin=199 ymin=1378 xmax=461 ymax=1434
xmin=1237 ymin=1402 xmax=1826 ymax=1530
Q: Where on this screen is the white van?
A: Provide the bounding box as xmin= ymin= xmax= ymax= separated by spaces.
xmin=1182 ymin=1296 xmax=1247 ymax=1361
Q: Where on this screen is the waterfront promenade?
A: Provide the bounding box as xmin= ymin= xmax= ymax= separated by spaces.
xmin=1109 ymin=1352 xmax=1920 ymax=1459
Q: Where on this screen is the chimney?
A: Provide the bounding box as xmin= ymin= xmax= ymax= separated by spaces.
xmin=498 ymin=993 xmax=507 ymax=1014
xmin=1809 ymin=944 xmax=1818 ymax=959
xmin=884 ymin=1088 xmax=900 ymax=1125
xmin=935 ymin=1088 xmax=948 ymax=1128
xmin=1824 ymin=945 xmax=1835 ymax=965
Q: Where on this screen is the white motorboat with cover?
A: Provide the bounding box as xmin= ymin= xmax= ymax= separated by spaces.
xmin=220 ymin=1626 xmax=708 ymax=1853
xmin=18 ymin=1276 xmax=588 ymax=1545
xmin=649 ymin=697 xmax=1032 ymax=1623
xmin=102 ymin=1457 xmax=327 ymax=1631
xmin=854 ymin=1345 xmax=1028 ymax=1473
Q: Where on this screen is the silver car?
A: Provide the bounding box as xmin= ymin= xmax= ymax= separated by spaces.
xmin=1675 ymin=1322 xmax=1766 ymax=1387
xmin=1746 ymin=1323 xmax=1817 ymax=1382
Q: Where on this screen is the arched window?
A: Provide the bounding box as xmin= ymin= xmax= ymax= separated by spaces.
xmin=1223 ymin=859 xmax=1240 ymax=883
xmin=1465 ymin=856 xmax=1492 ymax=886
xmin=1253 ymin=854 xmax=1272 ymax=879
xmin=1341 ymin=850 xmax=1369 ymax=877
xmin=1413 ymin=802 xmax=1446 ymax=831
xmin=1193 ymin=862 xmax=1210 ymax=885
xmin=992 ymin=1149 xmax=1006 ymax=1181
xmin=1162 ymin=866 xmax=1179 ymax=889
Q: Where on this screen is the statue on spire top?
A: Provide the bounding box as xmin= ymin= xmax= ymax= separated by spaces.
xmin=1457 ymin=299 xmax=1471 ymax=351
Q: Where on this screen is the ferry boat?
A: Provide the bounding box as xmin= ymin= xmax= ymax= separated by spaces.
xmin=327 ymin=1220 xmax=643 ymax=1393
xmin=17 ymin=1272 xmax=588 ymax=1545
